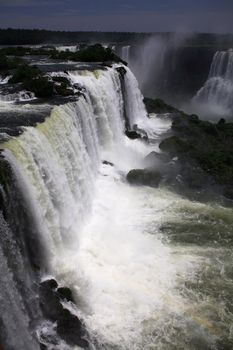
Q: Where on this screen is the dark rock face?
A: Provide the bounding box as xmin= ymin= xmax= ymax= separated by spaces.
xmin=125 ymin=125 xmax=148 ymax=142
xmin=39 ymin=279 xmax=62 ymax=321
xmin=39 ymin=279 xmax=89 ymax=349
xmin=127 ymin=169 xmax=162 ymax=188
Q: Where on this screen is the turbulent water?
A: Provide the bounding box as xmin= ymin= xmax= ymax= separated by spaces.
xmin=192 ymin=49 xmax=233 ymax=119
xmin=0 ymin=65 xmax=232 ymax=350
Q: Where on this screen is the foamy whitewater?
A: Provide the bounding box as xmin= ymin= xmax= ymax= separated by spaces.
xmin=1 ymin=65 xmax=232 ymax=349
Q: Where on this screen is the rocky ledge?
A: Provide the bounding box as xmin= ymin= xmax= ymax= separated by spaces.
xmin=126 ymin=97 xmax=233 ymax=203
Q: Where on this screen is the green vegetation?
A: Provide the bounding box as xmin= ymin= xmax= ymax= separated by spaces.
xmin=0 ymin=29 xmax=233 ymax=49
xmin=0 ymin=44 xmax=123 ymax=64
xmin=0 ymin=46 xmax=47 ymax=56
xmin=0 ymin=53 xmax=23 ymax=70
xmin=23 ymin=76 xmax=54 ymax=98
xmin=9 ymin=64 xmax=40 ymax=83
xmin=6 ymin=64 xmax=54 ymax=97
xmin=0 ymin=28 xmax=149 ymax=45
xmin=50 ymin=44 xmax=124 ymax=63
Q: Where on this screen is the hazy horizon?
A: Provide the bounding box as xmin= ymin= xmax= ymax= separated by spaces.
xmin=0 ymin=0 xmax=233 ymax=34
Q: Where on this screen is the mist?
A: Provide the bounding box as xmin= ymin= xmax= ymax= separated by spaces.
xmin=128 ymin=32 xmax=194 ymax=100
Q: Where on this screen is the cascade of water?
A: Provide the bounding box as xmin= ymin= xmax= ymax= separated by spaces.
xmin=123 ymin=67 xmax=148 ymax=127
xmin=192 ymin=49 xmax=233 ymax=117
xmin=121 ymin=46 xmax=131 ymax=63
xmin=0 ymin=66 xmax=180 ymax=350
xmin=0 ymin=211 xmax=41 ymax=350
xmin=2 ymin=66 xmax=142 ymax=271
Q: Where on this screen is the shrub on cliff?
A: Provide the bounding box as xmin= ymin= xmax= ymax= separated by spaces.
xmin=9 ymin=64 xmax=41 ymax=83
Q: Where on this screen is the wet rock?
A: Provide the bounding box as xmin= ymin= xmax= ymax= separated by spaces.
xmin=39 ymin=279 xmax=62 ymax=321
xmin=116 ymin=66 xmax=127 ymax=77
xmin=102 ymin=160 xmax=114 ymax=166
xmin=52 ymin=76 xmax=70 ymax=85
xmin=143 ymin=97 xmax=180 ymax=114
xmin=55 ymin=84 xmax=74 ymax=97
xmin=125 ymin=130 xmax=141 ymax=140
xmin=127 ymin=169 xmax=162 ymax=188
xmin=56 ymin=309 xmax=89 ymax=348
xmin=57 ymin=287 xmax=74 ymax=303
xmin=39 ymin=279 xmax=89 ymax=348
xmin=132 ymin=124 xmax=148 ymax=141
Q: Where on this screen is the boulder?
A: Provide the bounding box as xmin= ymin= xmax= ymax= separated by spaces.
xmin=56 ymin=309 xmax=89 ymax=348
xmin=102 ymin=160 xmax=114 ymax=166
xmin=125 ymin=130 xmax=141 ymax=140
xmin=39 ymin=279 xmax=62 ymax=321
xmin=57 ymin=287 xmax=74 ymax=303
xmin=39 ymin=279 xmax=89 ymax=348
xmin=127 ymin=169 xmax=162 ymax=188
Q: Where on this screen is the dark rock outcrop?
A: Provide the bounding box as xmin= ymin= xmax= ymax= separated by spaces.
xmin=127 ymin=169 xmax=162 ymax=188
xmin=39 ymin=279 xmax=89 ymax=349
xmin=125 ymin=130 xmax=141 ymax=140
xmin=57 ymin=287 xmax=75 ymax=303
xmin=57 ymin=309 xmax=88 ymax=348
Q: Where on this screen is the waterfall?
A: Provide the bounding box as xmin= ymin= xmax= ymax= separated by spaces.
xmin=121 ymin=46 xmax=131 ymax=63
xmin=0 ymin=65 xmax=151 ymax=348
xmin=192 ymin=49 xmax=233 ymax=118
xmin=0 ymin=213 xmax=41 ymax=350
xmin=1 ymin=62 xmax=230 ymax=350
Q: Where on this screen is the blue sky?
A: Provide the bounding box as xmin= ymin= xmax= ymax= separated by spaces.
xmin=0 ymin=0 xmax=233 ymax=33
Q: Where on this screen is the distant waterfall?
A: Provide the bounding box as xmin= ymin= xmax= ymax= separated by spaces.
xmin=121 ymin=46 xmax=131 ymax=63
xmin=192 ymin=49 xmax=233 ymax=117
